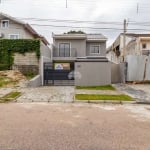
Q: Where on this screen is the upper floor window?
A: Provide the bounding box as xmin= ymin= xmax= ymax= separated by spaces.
xmin=59 ymin=43 xmax=70 ymax=57
xmin=90 ymin=45 xmax=100 ymax=54
xmin=9 ymin=34 xmax=19 ymax=39
xmin=142 ymin=43 xmax=147 ymax=49
xmin=1 ymin=20 xmax=9 ymax=28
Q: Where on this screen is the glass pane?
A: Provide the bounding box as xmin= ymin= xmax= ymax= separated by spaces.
xmin=2 ymin=21 xmax=9 ymax=27
xmin=59 ymin=43 xmax=64 ymax=49
xmin=90 ymin=46 xmax=94 ymax=53
xmin=59 ymin=48 xmax=65 ymax=57
xmin=65 ymin=44 xmax=70 ymax=49
xmin=59 ymin=43 xmax=70 ymax=57
xmin=65 ymin=49 xmax=70 ymax=57
xmin=90 ymin=45 xmax=100 ymax=53
xmin=94 ymin=46 xmax=99 ymax=53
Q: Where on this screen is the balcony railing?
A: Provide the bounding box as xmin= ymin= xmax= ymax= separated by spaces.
xmin=53 ymin=48 xmax=77 ymax=57
xmin=142 ymin=50 xmax=150 ymax=56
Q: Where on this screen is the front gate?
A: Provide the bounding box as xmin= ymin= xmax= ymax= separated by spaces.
xmin=44 ymin=62 xmax=74 ymax=86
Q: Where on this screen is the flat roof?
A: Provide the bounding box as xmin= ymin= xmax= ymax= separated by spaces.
xmin=53 ymin=33 xmax=107 ymax=41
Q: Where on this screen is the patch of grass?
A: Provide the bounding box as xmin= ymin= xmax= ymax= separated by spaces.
xmin=75 ymin=94 xmax=133 ymax=101
xmin=0 ymin=91 xmax=21 ymax=103
xmin=0 ymin=76 xmax=17 ymax=87
xmin=76 ymin=85 xmax=116 ymax=90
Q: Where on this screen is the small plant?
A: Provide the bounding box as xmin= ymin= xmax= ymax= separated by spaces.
xmin=24 ymin=72 xmax=36 ymax=80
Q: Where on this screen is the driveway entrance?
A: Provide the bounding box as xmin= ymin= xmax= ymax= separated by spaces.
xmin=17 ymin=86 xmax=75 ymax=103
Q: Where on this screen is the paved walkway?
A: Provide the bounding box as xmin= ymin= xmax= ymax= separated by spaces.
xmin=114 ymin=84 xmax=150 ymax=103
xmin=16 ymin=86 xmax=75 ymax=103
xmin=0 ymin=88 xmax=14 ymax=97
xmin=1 ymin=84 xmax=150 ymax=103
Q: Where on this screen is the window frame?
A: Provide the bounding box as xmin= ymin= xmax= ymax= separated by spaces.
xmin=58 ymin=43 xmax=71 ymax=57
xmin=9 ymin=34 xmax=20 ymax=39
xmin=90 ymin=45 xmax=101 ymax=54
xmin=1 ymin=20 xmax=9 ymax=28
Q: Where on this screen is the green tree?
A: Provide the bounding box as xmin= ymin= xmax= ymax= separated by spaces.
xmin=64 ymin=30 xmax=85 ymax=34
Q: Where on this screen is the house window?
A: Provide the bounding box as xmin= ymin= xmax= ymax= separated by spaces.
xmin=1 ymin=20 xmax=9 ymax=28
xmin=90 ymin=45 xmax=100 ymax=54
xmin=142 ymin=43 xmax=147 ymax=49
xmin=59 ymin=43 xmax=70 ymax=57
xmin=9 ymin=34 xmax=19 ymax=39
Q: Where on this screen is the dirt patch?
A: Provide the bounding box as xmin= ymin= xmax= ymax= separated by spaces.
xmin=0 ymin=70 xmax=27 ymax=88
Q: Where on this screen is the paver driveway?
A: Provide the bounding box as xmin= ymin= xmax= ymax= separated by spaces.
xmin=16 ymin=86 xmax=75 ymax=103
xmin=0 ymin=103 xmax=150 ymax=150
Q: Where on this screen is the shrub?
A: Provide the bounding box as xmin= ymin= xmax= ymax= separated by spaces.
xmin=0 ymin=64 xmax=9 ymax=70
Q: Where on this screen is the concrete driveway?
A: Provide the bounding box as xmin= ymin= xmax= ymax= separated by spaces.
xmin=0 ymin=103 xmax=150 ymax=150
xmin=114 ymin=84 xmax=150 ymax=103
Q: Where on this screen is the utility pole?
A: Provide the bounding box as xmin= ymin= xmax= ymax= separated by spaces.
xmin=123 ymin=19 xmax=127 ymax=62
xmin=137 ymin=3 xmax=139 ymax=14
xmin=66 ymin=0 xmax=68 ymax=8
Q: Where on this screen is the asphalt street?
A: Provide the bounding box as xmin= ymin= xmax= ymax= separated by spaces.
xmin=0 ymin=103 xmax=150 ymax=150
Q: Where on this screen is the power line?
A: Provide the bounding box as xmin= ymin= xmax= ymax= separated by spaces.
xmin=18 ymin=17 xmax=123 ymax=25
xmin=30 ymin=23 xmax=150 ymax=32
xmin=18 ymin=17 xmax=150 ymax=28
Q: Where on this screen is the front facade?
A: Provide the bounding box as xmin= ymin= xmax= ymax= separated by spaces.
xmin=107 ymin=33 xmax=150 ymax=64
xmin=52 ymin=34 xmax=107 ymax=59
xmin=43 ymin=33 xmax=111 ymax=86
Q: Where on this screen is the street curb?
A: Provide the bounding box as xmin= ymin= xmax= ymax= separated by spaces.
xmin=75 ymin=99 xmax=136 ymax=104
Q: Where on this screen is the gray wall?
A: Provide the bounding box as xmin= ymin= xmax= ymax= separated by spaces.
xmin=111 ymin=63 xmax=126 ymax=83
xmin=75 ymin=62 xmax=111 ymax=86
xmin=28 ymin=75 xmax=41 ymax=87
xmin=40 ymin=42 xmax=51 ymax=60
xmin=39 ymin=43 xmax=52 ymax=86
xmin=86 ymin=42 xmax=106 ymax=56
xmin=53 ymin=39 xmax=86 ymax=57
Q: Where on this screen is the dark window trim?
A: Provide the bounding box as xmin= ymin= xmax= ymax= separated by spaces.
xmin=142 ymin=43 xmax=147 ymax=49
xmin=1 ymin=20 xmax=9 ymax=28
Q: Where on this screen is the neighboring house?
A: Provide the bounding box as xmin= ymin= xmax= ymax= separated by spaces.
xmin=43 ymin=33 xmax=111 ymax=86
xmin=107 ymin=33 xmax=150 ymax=64
xmin=0 ymin=12 xmax=51 ymax=86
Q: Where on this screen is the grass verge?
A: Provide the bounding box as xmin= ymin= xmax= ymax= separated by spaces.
xmin=75 ymin=94 xmax=133 ymax=101
xmin=76 ymin=85 xmax=116 ymax=90
xmin=0 ymin=91 xmax=21 ymax=103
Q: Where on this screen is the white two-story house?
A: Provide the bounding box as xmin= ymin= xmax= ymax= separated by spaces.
xmin=0 ymin=12 xmax=51 ymax=85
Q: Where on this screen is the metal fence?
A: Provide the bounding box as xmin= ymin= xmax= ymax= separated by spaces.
xmin=125 ymin=55 xmax=150 ymax=82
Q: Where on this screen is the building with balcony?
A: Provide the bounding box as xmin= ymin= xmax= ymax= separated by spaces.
xmin=107 ymin=33 xmax=150 ymax=64
xmin=43 ymin=33 xmax=111 ymax=86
